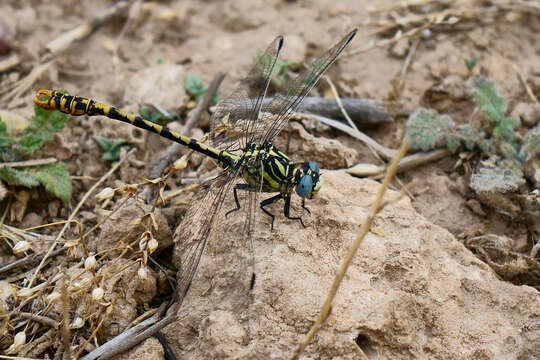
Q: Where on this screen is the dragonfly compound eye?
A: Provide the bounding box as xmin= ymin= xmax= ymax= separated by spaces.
xmin=307 ymin=161 xmax=319 ymax=173
xmin=296 ymin=174 xmax=313 ymax=197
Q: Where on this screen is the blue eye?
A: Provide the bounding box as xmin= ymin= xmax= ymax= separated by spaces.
xmin=296 ymin=175 xmax=313 ymax=197
xmin=307 ymin=161 xmax=319 ymax=173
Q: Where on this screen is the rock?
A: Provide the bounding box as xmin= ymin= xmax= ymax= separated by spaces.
xmin=20 ymin=212 xmax=42 ymax=229
xmin=390 ymin=37 xmax=410 ymax=58
xmin=164 ymin=170 xmax=539 ymax=359
xmin=115 ymin=337 xmax=164 ymax=360
xmin=96 ymin=197 xmax=173 ymax=256
xmin=124 ymin=64 xmax=186 ymax=111
xmin=511 ymin=102 xmax=540 ymax=127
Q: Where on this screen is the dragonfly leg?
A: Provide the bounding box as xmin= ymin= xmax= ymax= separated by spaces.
xmin=283 ymin=195 xmax=306 ymax=228
xmin=301 ymin=198 xmax=311 ymax=215
xmin=225 ymin=184 xmax=250 ymax=217
xmin=260 ymin=194 xmax=282 ymax=230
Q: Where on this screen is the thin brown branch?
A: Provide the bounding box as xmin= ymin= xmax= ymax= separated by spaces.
xmin=0 ymin=158 xmax=57 ymax=168
xmin=18 ymin=312 xmax=60 ymax=328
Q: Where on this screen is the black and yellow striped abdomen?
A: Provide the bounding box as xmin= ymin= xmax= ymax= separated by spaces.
xmin=34 ymin=90 xmax=238 ymax=170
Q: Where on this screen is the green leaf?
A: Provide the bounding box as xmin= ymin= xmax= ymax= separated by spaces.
xmin=499 ymin=141 xmax=519 ymax=159
xmin=469 ymin=76 xmax=507 ymax=122
xmin=185 ymin=74 xmax=207 ymax=101
xmin=0 ymin=121 xmax=13 ymax=147
xmin=493 ymin=116 xmax=518 ymax=143
xmin=445 ymin=134 xmax=461 ymax=153
xmin=26 ymin=163 xmax=71 ymax=201
xmin=0 ymin=163 xmax=71 ymax=201
xmin=18 ymin=133 xmax=48 ymax=154
xmin=406 ymin=108 xmax=456 ymax=151
xmin=95 ymin=135 xmax=129 ymax=162
xmin=254 ymin=49 xmax=298 ymax=90
xmin=14 ymin=103 xmax=69 ymax=154
xmin=519 ymin=126 xmax=540 ymax=161
xmin=0 ymin=166 xmax=39 ymax=187
xmin=139 ymin=105 xmax=179 ymax=124
xmin=464 ymin=54 xmax=479 ymax=71
xmin=470 ymin=161 xmax=525 ymax=193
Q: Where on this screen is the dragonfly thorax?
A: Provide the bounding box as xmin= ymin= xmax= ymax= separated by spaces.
xmin=237 ymin=142 xmax=322 ymax=199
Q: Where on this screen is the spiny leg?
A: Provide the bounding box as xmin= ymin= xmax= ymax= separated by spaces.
xmin=260 ymin=193 xmax=282 ymax=230
xmin=301 ymin=198 xmax=311 ymax=215
xmin=283 ymin=195 xmax=306 ymax=228
xmin=225 ymin=184 xmax=250 ymax=217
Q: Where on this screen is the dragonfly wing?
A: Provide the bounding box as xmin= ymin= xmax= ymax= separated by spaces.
xmin=173 ymin=172 xmax=237 ymax=305
xmin=209 ymin=36 xmax=283 ymax=152
xmin=260 ymin=29 xmax=357 ymax=144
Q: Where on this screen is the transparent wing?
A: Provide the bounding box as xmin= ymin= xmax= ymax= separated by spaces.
xmin=260 ymin=29 xmax=357 ymax=144
xmin=173 ymin=171 xmax=238 ymax=305
xmin=209 ymin=36 xmax=283 ymax=152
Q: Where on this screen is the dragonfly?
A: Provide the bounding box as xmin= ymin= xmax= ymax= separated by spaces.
xmin=33 ymin=28 xmax=357 ymax=306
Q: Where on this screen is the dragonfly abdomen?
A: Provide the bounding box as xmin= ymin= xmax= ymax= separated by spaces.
xmin=34 ymin=90 xmax=239 ymax=170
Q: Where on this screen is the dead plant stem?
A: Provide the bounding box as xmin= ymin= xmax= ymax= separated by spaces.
xmin=27 ymin=149 xmax=135 ymax=288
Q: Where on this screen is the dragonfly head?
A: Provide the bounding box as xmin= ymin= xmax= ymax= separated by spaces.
xmin=296 ymin=161 xmax=323 ymax=199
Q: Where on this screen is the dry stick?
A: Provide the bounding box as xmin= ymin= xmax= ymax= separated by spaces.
xmin=0 ymin=53 xmax=20 ymax=72
xmin=395 ymin=148 xmax=451 ymax=174
xmin=18 ymin=312 xmax=60 ymax=328
xmin=291 ymin=140 xmax=410 ymax=360
xmin=141 ymin=72 xmax=225 ymax=204
xmin=308 ymin=113 xmax=398 ymax=160
xmin=0 ymin=247 xmax=65 ymax=276
xmin=397 ymin=36 xmax=421 ymax=95
xmin=79 ymin=303 xmax=183 ymax=360
xmin=246 ymin=97 xmax=392 ymax=126
xmin=324 ymin=77 xmax=359 ymax=133
xmin=60 ymin=274 xmax=72 ymax=360
xmin=26 ymin=149 xmax=136 ymax=288
xmin=324 ymin=77 xmax=409 ymax=197
xmin=0 ymin=158 xmax=57 ymax=168
xmin=511 ymin=62 xmax=538 ymax=103
xmin=0 ymin=60 xmax=55 ymax=104
xmin=45 ymin=1 xmax=130 ymax=54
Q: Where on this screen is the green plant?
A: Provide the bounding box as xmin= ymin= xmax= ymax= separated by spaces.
xmin=0 ymin=103 xmax=71 ymax=201
xmin=139 ymin=104 xmax=179 ymax=125
xmin=464 ymin=54 xmax=479 ymax=72
xmin=254 ymin=50 xmax=298 ymax=89
xmin=406 ymin=76 xmax=535 ymax=196
xmin=184 ymin=73 xmax=219 ymax=103
xmin=94 ymin=135 xmax=130 ymax=162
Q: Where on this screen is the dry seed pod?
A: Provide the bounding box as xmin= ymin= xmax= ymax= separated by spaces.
xmin=96 ymin=187 xmax=115 ymax=201
xmin=138 ymin=267 xmax=148 ymax=281
xmin=12 ymin=241 xmax=30 ymax=254
xmin=92 ymin=287 xmax=104 ymax=301
xmin=84 ymin=255 xmax=97 ymax=270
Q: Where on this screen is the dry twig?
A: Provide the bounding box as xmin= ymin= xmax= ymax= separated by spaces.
xmin=44 ymin=1 xmax=130 ymax=54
